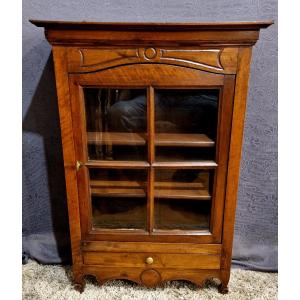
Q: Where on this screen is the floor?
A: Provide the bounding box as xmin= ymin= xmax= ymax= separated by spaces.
xmin=23 ymin=260 xmax=277 ymax=300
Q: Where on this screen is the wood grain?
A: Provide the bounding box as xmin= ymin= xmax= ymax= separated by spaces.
xmin=220 ymin=47 xmax=253 ymax=289
xmin=147 ymin=87 xmax=155 ymax=232
xmin=209 ymin=75 xmax=236 ymax=242
xmin=30 ymin=20 xmax=274 ymax=31
xmin=85 ymin=160 xmax=150 ymax=168
xmin=69 ymin=64 xmax=224 ymax=87
xmin=81 ymin=265 xmax=222 ymax=288
xmin=83 ymin=252 xmax=221 ymax=269
xmin=67 ymin=47 xmax=238 ymax=74
xmin=152 ymin=161 xmax=217 ymax=169
xmin=52 ymin=46 xmax=83 ymax=276
xmin=81 ymin=241 xmax=221 ymax=254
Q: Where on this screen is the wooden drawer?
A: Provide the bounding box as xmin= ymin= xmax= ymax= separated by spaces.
xmin=83 ymin=251 xmax=221 ymax=269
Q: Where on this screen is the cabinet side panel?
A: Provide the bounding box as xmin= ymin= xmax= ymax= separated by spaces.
xmin=52 ymin=46 xmax=83 ymax=270
xmin=221 ymin=47 xmax=253 ymax=279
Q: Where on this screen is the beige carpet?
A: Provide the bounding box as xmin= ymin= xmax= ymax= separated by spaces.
xmin=23 ymin=260 xmax=277 ymax=300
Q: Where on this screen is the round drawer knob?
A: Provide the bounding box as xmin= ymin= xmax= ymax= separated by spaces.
xmin=145 ymin=257 xmax=154 ymax=264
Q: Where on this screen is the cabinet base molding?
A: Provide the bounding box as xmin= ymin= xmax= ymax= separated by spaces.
xmin=73 ymin=266 xmax=228 ymax=293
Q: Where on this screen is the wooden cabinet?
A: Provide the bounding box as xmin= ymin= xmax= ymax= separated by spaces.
xmin=31 ymin=20 xmax=272 ymax=293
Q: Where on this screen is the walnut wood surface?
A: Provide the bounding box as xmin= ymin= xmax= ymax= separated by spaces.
xmin=147 ymin=87 xmax=155 ymax=232
xmin=83 ymin=252 xmax=221 ymax=269
xmin=67 ymin=47 xmax=238 ymax=74
xmin=30 ymin=20 xmax=273 ymax=47
xmin=30 ymin=20 xmax=273 ymax=30
xmin=81 ymin=265 xmax=222 ymax=288
xmin=219 ymin=47 xmax=253 ymax=289
xmin=69 ymin=64 xmax=224 ymax=87
xmin=152 ymin=161 xmax=217 ymax=169
xmin=85 ymin=160 xmax=150 ymax=168
xmin=81 ymin=241 xmax=221 ymax=254
xmin=33 ymin=20 xmax=272 ymax=293
xmin=52 ymin=46 xmax=83 ymax=279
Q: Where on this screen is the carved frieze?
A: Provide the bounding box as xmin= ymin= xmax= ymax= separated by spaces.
xmin=67 ymin=47 xmax=238 ymax=74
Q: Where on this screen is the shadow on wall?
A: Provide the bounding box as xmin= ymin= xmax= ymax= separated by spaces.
xmin=23 ymin=52 xmax=71 ymax=263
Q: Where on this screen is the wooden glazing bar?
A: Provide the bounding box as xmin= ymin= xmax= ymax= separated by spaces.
xmin=147 ymin=168 xmax=155 ymax=232
xmin=152 ymin=161 xmax=218 ymax=169
xmin=87 ymin=132 xmax=215 ymax=147
xmin=85 ymin=160 xmax=150 ymax=169
xmin=147 ymin=87 xmax=155 ymax=233
xmin=148 ymin=87 xmax=155 ymax=163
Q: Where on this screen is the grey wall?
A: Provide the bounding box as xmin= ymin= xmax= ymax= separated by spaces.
xmin=23 ymin=0 xmax=277 ymax=270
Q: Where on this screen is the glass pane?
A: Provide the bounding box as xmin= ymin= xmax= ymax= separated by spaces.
xmin=154 ymin=89 xmax=219 ymax=162
xmin=84 ymin=88 xmax=147 ymax=161
xmin=155 ymin=199 xmax=210 ymax=230
xmin=154 ymin=169 xmax=212 ymax=230
xmin=90 ymin=168 xmax=147 ymax=229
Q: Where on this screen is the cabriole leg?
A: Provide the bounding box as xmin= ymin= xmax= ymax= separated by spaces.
xmin=73 ymin=273 xmax=86 ymax=293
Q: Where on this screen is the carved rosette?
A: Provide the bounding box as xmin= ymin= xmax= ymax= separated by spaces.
xmin=140 ymin=269 xmax=162 ymax=287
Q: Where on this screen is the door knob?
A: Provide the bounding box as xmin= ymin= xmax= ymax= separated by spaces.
xmin=145 ymin=257 xmax=154 ymax=264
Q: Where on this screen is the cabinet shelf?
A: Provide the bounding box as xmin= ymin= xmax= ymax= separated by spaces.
xmin=90 ymin=180 xmax=211 ymax=200
xmin=156 ymin=133 xmax=215 ymax=147
xmin=87 ymin=132 xmax=215 ymax=147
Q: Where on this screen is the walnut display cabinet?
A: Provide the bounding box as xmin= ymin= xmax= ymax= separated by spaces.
xmin=31 ymin=20 xmax=272 ymax=293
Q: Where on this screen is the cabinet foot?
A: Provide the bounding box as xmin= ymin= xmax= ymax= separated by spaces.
xmin=73 ymin=275 xmax=86 ymax=293
xmin=218 ymin=283 xmax=229 ymax=294
xmin=74 ymin=283 xmax=85 ymax=293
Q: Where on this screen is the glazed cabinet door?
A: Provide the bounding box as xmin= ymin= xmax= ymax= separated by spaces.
xmin=68 ymin=52 xmax=235 ymax=244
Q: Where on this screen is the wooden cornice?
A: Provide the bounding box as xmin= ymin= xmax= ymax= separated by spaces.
xmin=30 ymin=20 xmax=273 ymax=47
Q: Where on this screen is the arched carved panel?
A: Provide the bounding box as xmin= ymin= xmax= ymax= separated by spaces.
xmin=67 ymin=47 xmax=238 ymax=74
xmin=70 ymin=63 xmax=224 ymax=87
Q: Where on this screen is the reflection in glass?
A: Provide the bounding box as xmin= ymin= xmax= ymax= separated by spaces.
xmin=84 ymin=88 xmax=147 ymax=161
xmin=90 ymin=168 xmax=147 ymax=229
xmin=155 ymin=199 xmax=210 ymax=230
xmin=154 ymin=169 xmax=212 ymax=230
xmin=92 ymin=197 xmax=147 ymax=229
xmin=154 ymin=89 xmax=219 ymax=161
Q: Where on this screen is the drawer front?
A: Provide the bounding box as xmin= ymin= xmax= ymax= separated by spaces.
xmin=83 ymin=252 xmax=221 ymax=269
xmin=67 ymin=47 xmax=238 ymax=74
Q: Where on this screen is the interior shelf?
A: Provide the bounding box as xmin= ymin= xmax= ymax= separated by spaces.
xmin=87 ymin=132 xmax=215 ymax=147
xmin=88 ymin=132 xmax=146 ymax=146
xmin=155 ymin=133 xmax=215 ymax=147
xmin=91 ymin=180 xmax=146 ymax=198
xmin=154 ymin=199 xmax=211 ymax=230
xmin=90 ymin=180 xmax=211 ymax=200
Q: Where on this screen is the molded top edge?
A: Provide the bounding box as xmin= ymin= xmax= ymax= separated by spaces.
xmin=29 ymin=19 xmax=273 ymax=31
